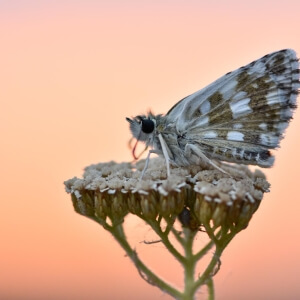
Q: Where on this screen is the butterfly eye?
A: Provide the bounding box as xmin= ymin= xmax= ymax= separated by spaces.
xmin=141 ymin=118 xmax=154 ymax=134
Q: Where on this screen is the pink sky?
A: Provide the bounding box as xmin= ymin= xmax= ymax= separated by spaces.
xmin=1 ymin=1 xmax=300 ymax=299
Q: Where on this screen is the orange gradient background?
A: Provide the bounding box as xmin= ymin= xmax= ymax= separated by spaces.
xmin=1 ymin=1 xmax=300 ymax=299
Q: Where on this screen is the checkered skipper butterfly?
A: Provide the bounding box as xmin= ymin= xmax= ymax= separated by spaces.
xmin=126 ymin=49 xmax=299 ymax=177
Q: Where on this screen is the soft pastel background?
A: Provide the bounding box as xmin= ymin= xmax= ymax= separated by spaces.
xmin=1 ymin=1 xmax=300 ymax=299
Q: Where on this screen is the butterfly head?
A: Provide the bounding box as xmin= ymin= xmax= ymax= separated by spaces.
xmin=126 ymin=115 xmax=156 ymax=142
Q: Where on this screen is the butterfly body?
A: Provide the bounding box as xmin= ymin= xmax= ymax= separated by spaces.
xmin=127 ymin=49 xmax=299 ymax=176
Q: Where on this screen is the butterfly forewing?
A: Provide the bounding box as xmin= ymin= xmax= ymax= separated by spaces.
xmin=165 ymin=49 xmax=299 ymax=167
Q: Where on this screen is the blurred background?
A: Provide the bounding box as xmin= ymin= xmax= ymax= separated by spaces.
xmin=1 ymin=1 xmax=300 ymax=299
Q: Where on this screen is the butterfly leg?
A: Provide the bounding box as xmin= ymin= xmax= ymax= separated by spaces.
xmin=184 ymin=144 xmax=230 ymax=176
xmin=140 ymin=149 xmax=158 ymax=180
xmin=158 ymin=133 xmax=171 ymax=177
xmin=140 ymin=133 xmax=171 ymax=179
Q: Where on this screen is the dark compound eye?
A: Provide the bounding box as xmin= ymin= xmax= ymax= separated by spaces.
xmin=141 ymin=118 xmax=155 ymax=134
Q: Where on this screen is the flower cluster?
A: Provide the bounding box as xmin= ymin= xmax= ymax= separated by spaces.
xmin=64 ymin=158 xmax=269 ymax=231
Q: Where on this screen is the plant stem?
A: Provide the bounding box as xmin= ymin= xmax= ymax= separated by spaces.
xmin=93 ymin=216 xmax=182 ymax=299
xmin=206 ymin=278 xmax=215 ymax=300
xmin=181 ymin=228 xmax=197 ymax=300
xmin=91 ymin=215 xmax=237 ymax=300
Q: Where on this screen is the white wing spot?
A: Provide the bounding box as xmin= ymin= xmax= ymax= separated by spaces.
xmin=260 ymin=133 xmax=279 ymax=147
xmin=247 ymin=60 xmax=266 ymax=75
xmin=229 ymin=97 xmax=252 ymax=119
xmin=227 ymin=131 xmax=244 ymax=141
xmin=276 ymin=122 xmax=288 ymax=133
xmin=232 ymin=91 xmax=248 ymax=101
xmin=196 ymin=116 xmax=209 ymax=126
xmin=233 ymin=123 xmax=243 ymax=129
xmin=259 ymin=123 xmax=267 ymax=130
xmin=219 ymin=79 xmax=238 ymax=100
xmin=203 ymin=131 xmax=218 ymax=139
xmin=239 ymin=149 xmax=245 ymax=158
xmin=267 ymin=90 xmax=285 ymax=105
xmin=199 ymin=100 xmax=211 ymax=115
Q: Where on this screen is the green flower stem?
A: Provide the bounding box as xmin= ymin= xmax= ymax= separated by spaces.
xmin=194 ymin=239 xmax=215 ymax=261
xmin=89 ymin=213 xmax=241 ymax=300
xmin=142 ymin=216 xmax=217 ymax=300
xmin=164 ymin=215 xmax=185 ymax=244
xmin=195 ymin=246 xmax=223 ymax=289
xmin=193 ymin=227 xmax=241 ymax=298
xmin=164 ymin=215 xmax=177 ymax=236
xmin=206 ymin=278 xmax=215 ymax=300
xmin=171 ymin=227 xmax=185 ymax=245
xmin=180 ymin=228 xmax=198 ymax=300
xmin=91 ymin=216 xmax=182 ymax=299
xmin=140 ymin=215 xmax=186 ymax=264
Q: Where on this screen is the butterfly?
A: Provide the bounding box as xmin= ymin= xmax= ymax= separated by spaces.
xmin=126 ymin=49 xmax=299 ymax=177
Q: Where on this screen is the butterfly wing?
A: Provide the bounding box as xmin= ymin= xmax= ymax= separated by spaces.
xmin=166 ymin=49 xmax=299 ymax=167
